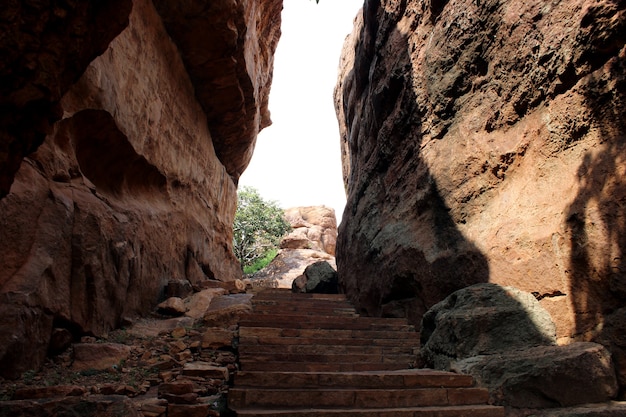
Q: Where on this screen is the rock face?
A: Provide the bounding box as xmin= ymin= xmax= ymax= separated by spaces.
xmin=281 ymin=206 xmax=338 ymax=256
xmin=0 ymin=0 xmax=281 ymax=379
xmin=420 ymin=284 xmax=557 ymax=370
xmin=252 ymin=206 xmax=338 ymax=288
xmin=421 ymin=285 xmax=619 ymax=408
xmin=452 ymin=342 xmax=619 ymax=408
xmin=335 ymin=0 xmax=626 ymax=364
xmin=0 ymin=0 xmax=134 ymax=197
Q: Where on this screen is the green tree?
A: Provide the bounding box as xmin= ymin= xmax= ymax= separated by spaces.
xmin=233 ymin=186 xmax=291 ymax=272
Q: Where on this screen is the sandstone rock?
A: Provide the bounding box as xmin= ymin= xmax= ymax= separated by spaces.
xmin=72 ymin=343 xmax=132 ymax=371
xmin=292 ymin=261 xmax=340 ymax=294
xmin=48 ymin=328 xmax=74 ymax=356
xmin=170 ymin=328 xmax=187 ymax=339
xmin=335 ymin=0 xmax=626 ymax=374
xmin=0 ymin=0 xmax=281 ymax=377
xmin=595 ymin=307 xmax=626 ymax=387
xmin=158 ymin=380 xmax=195 ymax=396
xmin=0 ymin=395 xmax=141 ymax=417
xmin=420 ymin=283 xmax=557 ymax=369
xmin=0 ymin=304 xmax=53 ymax=379
xmin=510 ymin=402 xmax=626 ymax=417
xmin=13 ymin=385 xmax=86 ymax=400
xmin=452 ymin=343 xmax=619 ymax=408
xmin=126 ymin=317 xmax=194 ymax=339
xmin=165 ymin=280 xmax=194 ymax=299
xmin=251 ymin=249 xmax=336 ymax=289
xmin=0 ymin=0 xmax=133 ymax=197
xmin=202 ymin=294 xmax=253 ymax=327
xmin=157 ymin=298 xmax=187 ymax=316
xmin=202 ymin=328 xmax=235 ymax=349
xmin=151 ymin=0 xmax=283 ymax=181
xmin=197 ymin=279 xmax=246 ymax=294
xmin=182 ymin=362 xmax=229 ymax=380
xmin=158 ymin=381 xmax=198 ymax=404
xmin=281 ymin=206 xmax=338 ymax=255
xmin=167 ymin=403 xmax=212 ymax=417
xmin=183 ymin=289 xmax=227 ymax=320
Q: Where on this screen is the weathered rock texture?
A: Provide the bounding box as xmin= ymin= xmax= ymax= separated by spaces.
xmin=0 ymin=0 xmax=133 ymax=197
xmin=0 ymin=0 xmax=281 ymax=379
xmin=335 ymin=0 xmax=626 ymax=361
xmin=281 ymin=206 xmax=338 ymax=256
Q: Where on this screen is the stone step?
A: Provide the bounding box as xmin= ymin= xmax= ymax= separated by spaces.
xmin=239 ymin=335 xmax=420 ymax=347
xmin=230 ymin=405 xmax=506 ymax=417
xmin=239 ymin=361 xmax=414 ymax=372
xmin=230 ymin=290 xmax=504 ymax=417
xmin=238 ymin=344 xmax=417 ymax=356
xmin=238 ymin=352 xmax=416 ymax=365
xmin=228 ymin=386 xmax=490 ymax=409
xmin=252 ymin=291 xmax=348 ymax=301
xmin=251 ymin=305 xmax=358 ymax=316
xmin=252 ymin=298 xmax=354 ymax=307
xmin=239 ymin=315 xmax=415 ymax=331
xmin=233 ymin=370 xmax=475 ymax=389
xmin=239 ymin=327 xmax=419 ymax=341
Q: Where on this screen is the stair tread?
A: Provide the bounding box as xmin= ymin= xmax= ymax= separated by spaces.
xmin=231 ymin=404 xmax=505 ymax=416
xmin=230 ymin=291 xmax=502 ymax=416
xmin=233 ymin=370 xmax=475 ymax=388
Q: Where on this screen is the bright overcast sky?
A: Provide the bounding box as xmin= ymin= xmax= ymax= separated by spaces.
xmin=239 ymin=0 xmax=364 ymax=224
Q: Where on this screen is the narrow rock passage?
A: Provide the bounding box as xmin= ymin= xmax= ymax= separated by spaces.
xmin=228 ymin=289 xmax=504 ymax=416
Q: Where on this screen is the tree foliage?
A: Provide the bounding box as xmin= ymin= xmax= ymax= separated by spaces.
xmin=233 ymin=186 xmax=291 ymax=271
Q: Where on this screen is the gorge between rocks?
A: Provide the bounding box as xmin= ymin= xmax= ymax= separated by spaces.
xmin=0 ymin=0 xmax=625 ymax=415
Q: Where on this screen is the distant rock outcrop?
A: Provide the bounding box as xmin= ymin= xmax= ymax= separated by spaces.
xmin=0 ymin=0 xmax=282 ymax=378
xmin=251 ymin=206 xmax=338 ymax=288
xmin=281 ymin=206 xmax=338 ymax=256
xmin=335 ymin=0 xmax=626 ymax=384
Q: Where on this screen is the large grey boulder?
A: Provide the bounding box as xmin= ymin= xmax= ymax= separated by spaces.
xmin=452 ymin=342 xmax=619 ymax=408
xmin=291 ymin=261 xmax=339 ymax=294
xmin=420 ymin=283 xmax=557 ymax=369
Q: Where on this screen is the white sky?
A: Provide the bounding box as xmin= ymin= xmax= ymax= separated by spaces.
xmin=239 ymin=0 xmax=364 ymax=224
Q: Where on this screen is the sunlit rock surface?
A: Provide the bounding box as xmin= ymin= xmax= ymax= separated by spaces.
xmin=335 ymin=0 xmax=625 ymax=373
xmin=0 ymin=0 xmax=281 ymax=378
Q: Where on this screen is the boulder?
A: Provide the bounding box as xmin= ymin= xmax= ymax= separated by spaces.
xmin=292 ymin=261 xmax=339 ymax=294
xmin=202 ymin=294 xmax=253 ymax=327
xmin=201 ymin=328 xmax=235 ymax=349
xmin=595 ymin=307 xmax=626 ymax=387
xmin=452 ymin=342 xmax=619 ymax=408
xmin=72 ymin=343 xmax=132 ymax=371
xmin=420 ymin=283 xmax=557 ymax=369
xmin=250 ymin=249 xmax=336 ymax=289
xmin=157 ymin=298 xmax=187 ymax=316
xmin=183 ymin=288 xmax=226 ymax=320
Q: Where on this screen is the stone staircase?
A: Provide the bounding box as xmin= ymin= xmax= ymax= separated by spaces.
xmin=228 ymin=289 xmax=505 ymax=417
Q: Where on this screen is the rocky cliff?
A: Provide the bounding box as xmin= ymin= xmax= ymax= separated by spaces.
xmin=336 ymin=0 xmax=625 ymax=358
xmin=0 ymin=0 xmax=281 ymax=379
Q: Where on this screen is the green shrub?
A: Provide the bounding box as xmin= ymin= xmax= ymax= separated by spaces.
xmin=243 ymin=248 xmax=278 ymax=275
